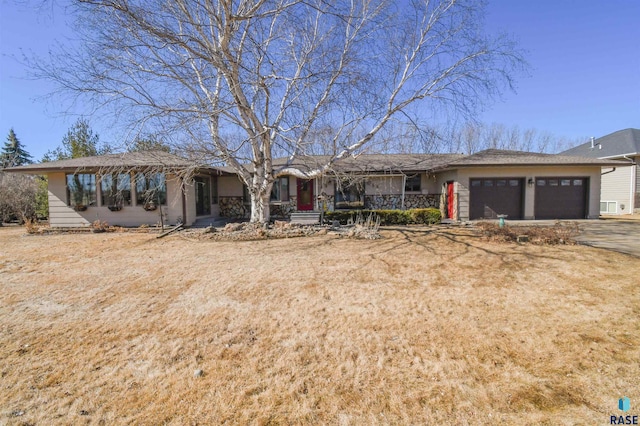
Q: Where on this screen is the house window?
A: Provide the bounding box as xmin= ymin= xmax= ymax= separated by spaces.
xmin=135 ymin=172 xmax=167 ymax=206
xmin=66 ymin=174 xmax=96 ymax=208
xmin=101 ymin=173 xmax=131 ymax=206
xmin=271 ymin=177 xmax=290 ymax=202
xmin=404 ymin=174 xmax=421 ymax=192
xmin=600 ymin=201 xmax=617 ymax=214
xmin=335 ymin=180 xmax=365 ymax=209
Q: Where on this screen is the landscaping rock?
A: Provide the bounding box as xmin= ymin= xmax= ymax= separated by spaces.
xmin=194 ymin=369 xmax=204 ymax=377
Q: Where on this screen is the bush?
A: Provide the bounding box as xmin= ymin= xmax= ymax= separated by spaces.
xmin=410 ymin=208 xmax=442 ymax=225
xmin=325 ymin=208 xmax=441 ymax=226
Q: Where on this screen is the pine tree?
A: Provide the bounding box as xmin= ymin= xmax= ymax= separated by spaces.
xmin=42 ymin=118 xmax=111 ymax=161
xmin=1 ymin=129 xmax=33 ymax=168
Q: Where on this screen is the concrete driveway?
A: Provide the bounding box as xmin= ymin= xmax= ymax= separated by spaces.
xmin=575 ymin=217 xmax=640 ymax=258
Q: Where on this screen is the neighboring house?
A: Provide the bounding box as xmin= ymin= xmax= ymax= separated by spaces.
xmin=561 ymin=128 xmax=640 ymax=215
xmin=4 ymin=149 xmax=626 ymax=227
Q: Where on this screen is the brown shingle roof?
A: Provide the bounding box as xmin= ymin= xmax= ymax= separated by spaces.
xmin=272 ymin=153 xmax=465 ymax=173
xmin=438 ymin=149 xmax=628 ymax=169
xmin=3 ymin=151 xmax=226 ymax=174
xmin=4 ymin=149 xmax=627 ymax=176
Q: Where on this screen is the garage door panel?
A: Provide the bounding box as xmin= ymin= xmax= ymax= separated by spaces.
xmin=470 ymin=178 xmax=523 ymax=220
xmin=535 ymin=177 xmax=587 ymax=219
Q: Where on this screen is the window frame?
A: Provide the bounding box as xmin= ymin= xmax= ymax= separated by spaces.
xmin=404 ymin=174 xmax=421 ymax=192
xmin=101 ymin=173 xmax=132 ymax=207
xmin=334 ymin=179 xmax=365 ymax=210
xmin=600 ymin=201 xmax=617 ymax=214
xmin=270 ymin=177 xmax=290 ymax=202
xmin=66 ymin=173 xmax=97 ymax=208
xmin=135 ymin=172 xmax=167 ymax=206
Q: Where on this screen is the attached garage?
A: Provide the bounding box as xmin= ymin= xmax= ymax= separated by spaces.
xmin=534 ymin=177 xmax=588 ymax=219
xmin=469 ymin=178 xmax=524 ymax=220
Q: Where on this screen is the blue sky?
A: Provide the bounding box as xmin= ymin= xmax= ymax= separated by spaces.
xmin=1 ymin=0 xmax=639 ymax=160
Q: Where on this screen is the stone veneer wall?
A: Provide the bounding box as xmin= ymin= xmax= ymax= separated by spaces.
xmin=219 ymin=196 xmax=246 ymax=218
xmin=270 ymin=196 xmax=297 ymax=219
xmin=364 ymin=194 xmax=440 ymax=210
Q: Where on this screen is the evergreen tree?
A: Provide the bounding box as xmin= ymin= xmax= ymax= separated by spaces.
xmin=1 ymin=129 xmax=33 ymax=168
xmin=129 ymin=135 xmax=171 ymax=153
xmin=42 ymin=118 xmax=111 ymax=161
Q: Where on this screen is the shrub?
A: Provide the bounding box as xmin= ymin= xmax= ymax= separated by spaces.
xmin=325 ymin=208 xmax=441 ymax=226
xmin=410 ymin=208 xmax=441 ymax=225
xmin=91 ymin=220 xmax=111 ymax=233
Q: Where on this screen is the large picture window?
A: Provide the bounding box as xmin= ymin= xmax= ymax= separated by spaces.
xmin=101 ymin=173 xmax=131 ymax=207
xmin=135 ymin=172 xmax=167 ymax=206
xmin=270 ymin=177 xmax=290 ymax=202
xmin=66 ymin=174 xmax=96 ymax=208
xmin=335 ymin=180 xmax=365 ymax=209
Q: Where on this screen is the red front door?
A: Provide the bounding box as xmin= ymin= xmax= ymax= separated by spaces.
xmin=447 ymin=182 xmax=455 ymax=219
xmin=297 ymin=179 xmax=314 ymax=211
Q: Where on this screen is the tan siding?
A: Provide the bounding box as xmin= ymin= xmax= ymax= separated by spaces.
xmin=600 ymin=166 xmax=633 ymax=214
xmin=365 ymin=176 xmax=403 ymax=195
xmin=219 ymin=176 xmax=244 ymax=197
xmin=457 ymin=181 xmax=470 ymax=221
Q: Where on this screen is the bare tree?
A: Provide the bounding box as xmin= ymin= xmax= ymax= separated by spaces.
xmin=0 ymin=172 xmax=38 ymax=224
xmin=34 ymin=0 xmax=524 ymax=222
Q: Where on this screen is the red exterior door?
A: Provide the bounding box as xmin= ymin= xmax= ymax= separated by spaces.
xmin=297 ymin=179 xmax=314 ymax=211
xmin=447 ymin=182 xmax=455 ymax=219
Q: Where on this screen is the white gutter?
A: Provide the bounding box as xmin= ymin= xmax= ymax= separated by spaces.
xmin=631 ymin=162 xmax=637 ymax=212
xmin=595 ymin=152 xmax=639 ymax=160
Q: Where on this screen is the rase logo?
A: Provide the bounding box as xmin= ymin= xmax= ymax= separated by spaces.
xmin=611 ymin=397 xmax=638 ymax=425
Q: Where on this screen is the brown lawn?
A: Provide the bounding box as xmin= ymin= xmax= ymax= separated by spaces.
xmin=1 ymin=225 xmax=638 ymax=425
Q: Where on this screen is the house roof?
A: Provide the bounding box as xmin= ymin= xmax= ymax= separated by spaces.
xmin=4 ymin=149 xmax=627 ymax=177
xmin=2 ymin=151 xmax=227 ymax=174
xmin=560 ymin=128 xmax=640 ymax=159
xmin=271 ymin=153 xmax=465 ymax=174
xmin=437 ymin=149 xmax=626 ymax=169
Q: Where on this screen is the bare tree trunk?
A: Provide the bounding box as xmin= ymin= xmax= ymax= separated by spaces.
xmin=250 ymin=192 xmax=271 ymax=224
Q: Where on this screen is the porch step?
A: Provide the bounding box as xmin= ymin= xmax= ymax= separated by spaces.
xmin=290 ymin=211 xmax=321 ymax=225
xmin=191 ymin=217 xmax=230 ymax=228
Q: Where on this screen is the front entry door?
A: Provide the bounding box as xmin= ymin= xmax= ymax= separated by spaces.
xmin=446 ymin=181 xmax=455 ymax=219
xmin=194 ymin=176 xmax=211 ymax=216
xmin=297 ymin=179 xmax=314 ymax=211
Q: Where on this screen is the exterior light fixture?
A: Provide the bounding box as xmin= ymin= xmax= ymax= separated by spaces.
xmin=527 ymin=178 xmax=534 ymax=187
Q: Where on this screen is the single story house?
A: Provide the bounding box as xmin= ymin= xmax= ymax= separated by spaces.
xmin=561 ymin=128 xmax=640 ymax=215
xmin=4 ymin=149 xmax=626 ymax=227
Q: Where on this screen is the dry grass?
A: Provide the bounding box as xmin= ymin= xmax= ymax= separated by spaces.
xmin=1 ymin=225 xmax=638 ymax=425
xmin=476 ymin=222 xmax=580 ymax=245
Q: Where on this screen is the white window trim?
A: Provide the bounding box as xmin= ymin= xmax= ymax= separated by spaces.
xmin=600 ymin=201 xmax=618 ymax=214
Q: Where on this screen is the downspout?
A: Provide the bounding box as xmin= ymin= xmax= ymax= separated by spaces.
xmin=181 ymin=177 xmax=187 ymax=226
xmin=601 ymin=167 xmax=616 ymax=176
xmin=401 ymin=174 xmax=406 ymax=210
xmin=623 ymin=155 xmax=637 ymax=212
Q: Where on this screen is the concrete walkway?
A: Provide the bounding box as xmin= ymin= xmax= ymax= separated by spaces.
xmin=574 ymin=218 xmax=640 ymax=258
